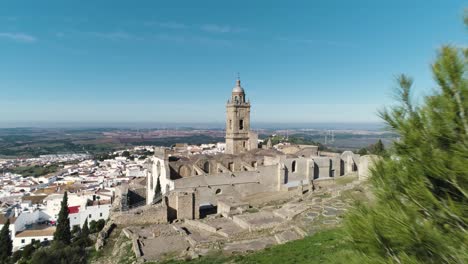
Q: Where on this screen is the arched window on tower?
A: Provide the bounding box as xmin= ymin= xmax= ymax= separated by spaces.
xmin=239 ymin=120 xmax=244 ymax=130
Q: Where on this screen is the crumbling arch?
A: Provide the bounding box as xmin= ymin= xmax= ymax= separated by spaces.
xmin=178 ymin=165 xmax=191 ymax=177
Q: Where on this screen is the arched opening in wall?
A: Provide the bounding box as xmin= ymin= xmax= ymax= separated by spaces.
xmin=150 ymin=173 xmax=154 ymax=190
xmin=215 ymin=189 xmax=222 ymax=195
xmin=234 ymin=96 xmax=238 ymax=102
xmin=178 ymin=165 xmax=191 ymax=177
xmin=239 ymin=120 xmax=244 ymax=130
xmin=292 ymin=160 xmax=297 ymax=173
xmin=284 ymin=166 xmax=289 ymax=184
xmin=329 ymin=160 xmax=334 ymax=177
xmin=313 ymin=164 xmax=319 ymax=179
xmin=340 ymin=160 xmax=344 ymax=176
xmin=156 ymin=161 xmax=161 ymax=177
xmin=203 ymin=161 xmax=210 ymax=174
xmin=228 ymin=162 xmax=234 ymax=172
xmin=243 ymin=141 xmax=246 ymax=148
xmin=251 ymin=161 xmax=257 ymax=168
xmin=229 ymin=120 xmax=232 ymax=130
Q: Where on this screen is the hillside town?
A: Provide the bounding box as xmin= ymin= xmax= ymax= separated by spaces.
xmin=0 ymin=140 xmax=235 ymax=252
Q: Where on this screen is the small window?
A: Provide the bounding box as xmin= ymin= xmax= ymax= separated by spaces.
xmin=239 ymin=120 xmax=244 ymax=130
xmin=292 ymin=161 xmax=297 ymax=173
xmin=215 ymin=189 xmax=222 ymax=195
xmin=21 ymin=239 xmax=25 ymax=244
xmin=229 ymin=120 xmax=232 ymax=130
xmin=44 ymin=238 xmax=48 ymax=241
xmin=228 ymin=162 xmax=234 ymax=171
xmin=243 ymin=141 xmax=246 ymax=148
xmin=100 ymin=213 xmax=103 ymax=217
xmin=89 ymin=214 xmax=92 ymax=218
xmin=31 ymin=239 xmax=35 ymax=243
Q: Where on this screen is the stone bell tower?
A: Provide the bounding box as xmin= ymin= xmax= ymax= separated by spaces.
xmin=225 ymin=78 xmax=251 ymax=154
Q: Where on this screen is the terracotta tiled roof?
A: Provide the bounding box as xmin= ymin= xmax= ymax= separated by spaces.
xmin=0 ymin=215 xmax=17 ymax=225
xmin=16 ymin=226 xmax=56 ymax=237
xmin=22 ymin=195 xmax=48 ymax=204
xmin=68 ymin=206 xmax=80 ymax=214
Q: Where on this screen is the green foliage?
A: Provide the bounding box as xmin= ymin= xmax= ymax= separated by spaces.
xmin=7 ymin=164 xmax=60 ymax=177
xmin=81 ymin=219 xmax=89 ymax=238
xmin=89 ymin=219 xmax=105 ymax=234
xmin=357 ymin=148 xmax=368 ymax=155
xmin=344 ymin=43 xmax=468 ymax=262
xmin=265 ymin=135 xmax=327 ymax=150
xmin=71 ymin=225 xmax=81 ymax=235
xmin=0 ymin=219 xmax=12 ymax=263
xmin=54 ymin=192 xmax=71 ymax=245
xmin=357 ymin=139 xmax=386 ymax=156
xmin=160 ymin=228 xmax=352 ymax=264
xmin=29 ymin=242 xmax=86 ymax=264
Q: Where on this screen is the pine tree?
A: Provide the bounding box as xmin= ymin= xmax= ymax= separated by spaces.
xmin=369 ymin=139 xmax=385 ymax=155
xmin=53 ymin=192 xmax=71 ymax=245
xmin=81 ymin=218 xmax=89 ymax=239
xmin=343 ymin=23 xmax=468 ymax=263
xmin=0 ymin=219 xmax=12 ymax=263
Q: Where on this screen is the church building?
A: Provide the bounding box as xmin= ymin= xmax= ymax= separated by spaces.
xmin=225 ymin=78 xmax=258 ymax=154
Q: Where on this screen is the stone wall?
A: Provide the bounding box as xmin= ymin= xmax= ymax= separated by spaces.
xmin=111 ymin=203 xmax=168 ymax=226
xmin=166 ymin=191 xmax=199 ymax=221
xmin=358 ymin=155 xmax=380 ymax=180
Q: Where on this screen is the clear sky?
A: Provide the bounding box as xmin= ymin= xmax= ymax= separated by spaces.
xmin=0 ymin=0 xmax=466 ymax=126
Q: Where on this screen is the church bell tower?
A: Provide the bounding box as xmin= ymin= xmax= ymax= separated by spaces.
xmin=225 ymin=78 xmax=251 ymax=154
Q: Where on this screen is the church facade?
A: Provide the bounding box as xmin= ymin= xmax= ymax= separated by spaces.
xmin=144 ymin=79 xmax=373 ymax=221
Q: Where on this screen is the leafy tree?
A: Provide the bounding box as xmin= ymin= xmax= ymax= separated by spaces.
xmin=357 ymin=148 xmax=368 ymax=155
xmin=344 ymin=27 xmax=468 ymax=264
xmin=121 ymin=150 xmax=131 ymax=158
xmin=30 ymin=244 xmax=85 ymax=264
xmin=89 ymin=219 xmax=105 ymax=234
xmin=71 ymin=225 xmax=81 ymax=235
xmin=54 ymin=192 xmax=71 ymax=245
xmin=0 ymin=219 xmax=12 ymax=263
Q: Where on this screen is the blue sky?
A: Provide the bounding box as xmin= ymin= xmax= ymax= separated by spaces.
xmin=0 ymin=0 xmax=466 ymax=126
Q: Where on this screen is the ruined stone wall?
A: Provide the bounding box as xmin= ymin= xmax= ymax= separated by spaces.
xmin=111 ymin=203 xmax=168 ymax=226
xmin=170 ymin=164 xmax=280 ymax=206
xmin=358 ymin=155 xmax=380 ymax=180
xmin=313 ymin=157 xmax=332 ymax=179
xmin=282 ymin=157 xmax=310 ymax=184
xmin=248 ymin=131 xmax=258 ymax=151
xmin=147 ymin=155 xmax=172 ymax=205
